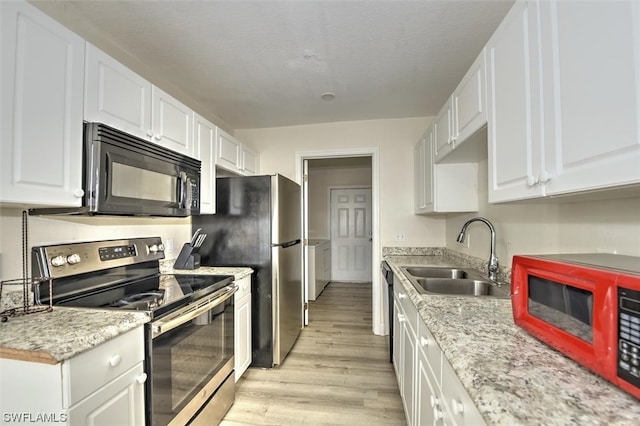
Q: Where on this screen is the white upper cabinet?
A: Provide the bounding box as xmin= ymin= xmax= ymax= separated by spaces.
xmin=486 ymin=0 xmax=543 ymax=202
xmin=451 ymin=49 xmax=487 ymax=149
xmin=487 ymin=0 xmax=640 ymax=202
xmin=433 ymin=98 xmax=454 ymax=161
xmin=151 ymin=86 xmax=195 ymax=157
xmin=216 ymin=128 xmax=259 ymax=176
xmin=1 ymin=0 xmax=85 ymax=207
xmin=539 ymin=0 xmax=640 ymax=196
xmin=435 ymin=49 xmax=488 ymax=164
xmin=85 ymin=43 xmax=153 ymax=141
xmin=216 ymin=128 xmax=242 ymax=172
xmin=414 ymin=127 xmax=478 ymax=214
xmin=414 ymin=132 xmax=428 ymax=214
xmin=194 ymin=114 xmax=217 ymax=214
xmin=242 ymin=146 xmax=259 ymax=176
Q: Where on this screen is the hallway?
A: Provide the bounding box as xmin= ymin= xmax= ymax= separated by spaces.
xmin=220 ymin=282 xmax=406 ymax=425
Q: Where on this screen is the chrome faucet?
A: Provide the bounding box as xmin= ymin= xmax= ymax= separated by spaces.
xmin=456 ymin=217 xmax=499 ymax=282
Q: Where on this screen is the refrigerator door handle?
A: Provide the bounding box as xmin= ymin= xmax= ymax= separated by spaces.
xmin=272 ymin=239 xmax=301 ymax=249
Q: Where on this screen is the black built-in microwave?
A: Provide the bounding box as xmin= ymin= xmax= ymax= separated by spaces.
xmin=31 ymin=122 xmax=200 ymax=217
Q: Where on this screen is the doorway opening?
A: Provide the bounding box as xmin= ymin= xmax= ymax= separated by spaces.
xmin=295 ymin=148 xmax=384 ymax=336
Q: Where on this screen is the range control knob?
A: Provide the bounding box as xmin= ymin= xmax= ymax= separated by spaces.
xmin=148 ymin=244 xmax=164 ymax=254
xmin=50 ymin=255 xmax=67 ymax=267
xmin=67 ymin=253 xmax=81 ymax=265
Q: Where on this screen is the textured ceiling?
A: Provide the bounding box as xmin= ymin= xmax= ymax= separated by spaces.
xmin=31 ymin=0 xmax=514 ymax=130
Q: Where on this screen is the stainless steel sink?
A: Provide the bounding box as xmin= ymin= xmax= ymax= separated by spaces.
xmin=399 ymin=266 xmax=510 ymax=298
xmin=401 ymin=266 xmax=469 ymax=279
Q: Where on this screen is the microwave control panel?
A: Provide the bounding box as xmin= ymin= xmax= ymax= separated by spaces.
xmin=618 ymin=287 xmax=640 ymax=388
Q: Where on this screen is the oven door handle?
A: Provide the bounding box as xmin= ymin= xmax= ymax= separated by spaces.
xmin=152 ymin=284 xmax=238 ymax=338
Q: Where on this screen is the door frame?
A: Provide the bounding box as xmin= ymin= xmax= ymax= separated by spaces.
xmin=295 ymin=148 xmax=383 ymax=336
xmin=327 ymin=185 xmax=373 ymax=282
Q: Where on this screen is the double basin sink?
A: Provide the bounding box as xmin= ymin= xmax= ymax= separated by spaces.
xmin=399 ymin=266 xmax=510 ymax=298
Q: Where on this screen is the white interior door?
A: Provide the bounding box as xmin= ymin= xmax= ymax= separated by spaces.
xmin=330 ymin=188 xmax=373 ymax=282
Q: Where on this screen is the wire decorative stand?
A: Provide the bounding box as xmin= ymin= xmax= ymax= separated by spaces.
xmin=0 ymin=211 xmax=52 ymax=322
xmin=0 ymin=278 xmax=53 ymax=322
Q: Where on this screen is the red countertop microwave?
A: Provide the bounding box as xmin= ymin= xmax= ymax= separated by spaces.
xmin=511 ymin=253 xmax=640 ymax=399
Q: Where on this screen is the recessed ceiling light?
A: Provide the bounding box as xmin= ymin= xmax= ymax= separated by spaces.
xmin=320 ymin=92 xmax=336 ymax=101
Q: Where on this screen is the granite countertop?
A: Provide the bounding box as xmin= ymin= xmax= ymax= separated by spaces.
xmin=384 ymin=249 xmax=640 ymax=425
xmin=0 ymin=308 xmax=149 ymax=364
xmin=0 ymin=265 xmax=253 ymax=365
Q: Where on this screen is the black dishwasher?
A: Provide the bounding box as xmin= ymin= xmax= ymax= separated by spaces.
xmin=381 ymin=261 xmax=394 ymax=363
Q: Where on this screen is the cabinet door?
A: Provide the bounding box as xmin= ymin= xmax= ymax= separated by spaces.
xmin=84 ymin=43 xmax=152 ymax=141
xmin=68 ymin=363 xmax=146 ymax=426
xmin=234 ymin=291 xmax=252 ymax=381
xmin=401 ymin=313 xmax=417 ymax=425
xmin=540 ymin=0 xmax=640 ymax=195
xmin=392 ymin=298 xmax=403 ymax=383
xmin=416 ymin=350 xmax=439 ymax=426
xmin=242 ymin=146 xmax=259 ymax=175
xmin=216 ymin=129 xmax=241 ymax=172
xmin=453 ymin=48 xmax=487 ymax=145
xmin=414 ymin=136 xmax=427 ymax=213
xmin=194 ymin=114 xmax=216 ymax=214
xmin=1 ymin=0 xmax=85 ymax=206
xmin=486 ymin=0 xmax=544 ymax=203
xmin=433 ymin=99 xmax=454 ymax=162
xmin=151 ymin=86 xmax=194 ymax=157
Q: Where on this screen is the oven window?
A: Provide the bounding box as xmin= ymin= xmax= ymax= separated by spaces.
xmin=528 ymin=275 xmax=593 ymax=343
xmin=112 ymin=162 xmax=177 ymax=202
xmin=151 ymin=298 xmax=234 ymax=425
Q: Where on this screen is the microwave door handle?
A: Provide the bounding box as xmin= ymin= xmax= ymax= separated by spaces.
xmin=177 ymin=171 xmax=187 ymax=208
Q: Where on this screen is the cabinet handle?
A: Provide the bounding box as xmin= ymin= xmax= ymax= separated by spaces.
xmin=136 ymin=373 xmax=148 ymax=384
xmin=539 ymin=170 xmax=552 ymax=183
xmin=73 ymin=189 xmax=85 ymax=198
xmin=430 ymin=395 xmax=439 ymax=408
xmin=108 ymin=354 xmax=122 ymax=367
xmin=451 ymin=398 xmax=464 ymax=415
xmin=420 ymin=336 xmax=430 ymax=347
xmin=398 ymin=314 xmax=406 ymax=323
xmin=398 ymin=293 xmax=407 ymax=300
xmin=433 ymin=407 xmax=444 ymax=420
xmin=146 ymin=130 xmax=153 ymax=137
xmin=526 ymin=175 xmax=539 ymax=187
xmin=154 ymin=134 xmax=162 ymax=141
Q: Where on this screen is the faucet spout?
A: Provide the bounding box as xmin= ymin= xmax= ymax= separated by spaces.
xmin=457 ymin=217 xmax=499 ymax=282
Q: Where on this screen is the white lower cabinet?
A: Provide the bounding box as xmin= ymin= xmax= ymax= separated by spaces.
xmin=309 ymin=240 xmax=331 ymax=300
xmin=0 ymin=327 xmax=146 ymax=425
xmin=393 ymin=287 xmax=485 ymax=425
xmin=234 ymin=275 xmax=252 ymax=381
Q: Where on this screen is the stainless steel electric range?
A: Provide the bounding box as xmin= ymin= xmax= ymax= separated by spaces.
xmin=31 ymin=237 xmax=237 ymax=426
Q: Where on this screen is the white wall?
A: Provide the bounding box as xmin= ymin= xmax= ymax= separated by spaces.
xmin=0 ymin=208 xmax=191 ymax=280
xmin=446 ymin=159 xmax=640 ymax=270
xmin=236 ymin=117 xmax=445 ymax=251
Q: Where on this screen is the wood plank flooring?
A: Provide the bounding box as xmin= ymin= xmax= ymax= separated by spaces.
xmin=220 ymin=282 xmax=406 ymax=425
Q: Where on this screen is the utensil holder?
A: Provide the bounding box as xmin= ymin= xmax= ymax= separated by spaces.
xmin=173 ymin=243 xmax=201 ymax=270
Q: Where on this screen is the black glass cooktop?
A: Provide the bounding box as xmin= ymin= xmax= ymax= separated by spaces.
xmin=54 ymin=274 xmax=234 ymax=319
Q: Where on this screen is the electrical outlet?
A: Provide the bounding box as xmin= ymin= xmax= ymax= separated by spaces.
xmin=394 ymin=232 xmax=406 ymax=242
xmin=166 ymin=238 xmax=174 ymax=254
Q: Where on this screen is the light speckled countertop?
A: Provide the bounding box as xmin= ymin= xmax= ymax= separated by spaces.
xmin=0 ymin=265 xmax=252 ymax=365
xmin=384 ymin=248 xmax=640 ymax=425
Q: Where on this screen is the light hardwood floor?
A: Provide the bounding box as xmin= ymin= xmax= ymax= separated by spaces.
xmin=220 ymin=281 xmax=406 ymax=425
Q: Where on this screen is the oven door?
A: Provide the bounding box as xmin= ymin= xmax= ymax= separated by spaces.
xmin=86 ymin=122 xmax=201 ymax=217
xmin=148 ymin=284 xmax=237 ymax=426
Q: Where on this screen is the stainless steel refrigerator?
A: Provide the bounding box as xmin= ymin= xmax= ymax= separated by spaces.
xmin=192 ymin=174 xmax=302 ymax=368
